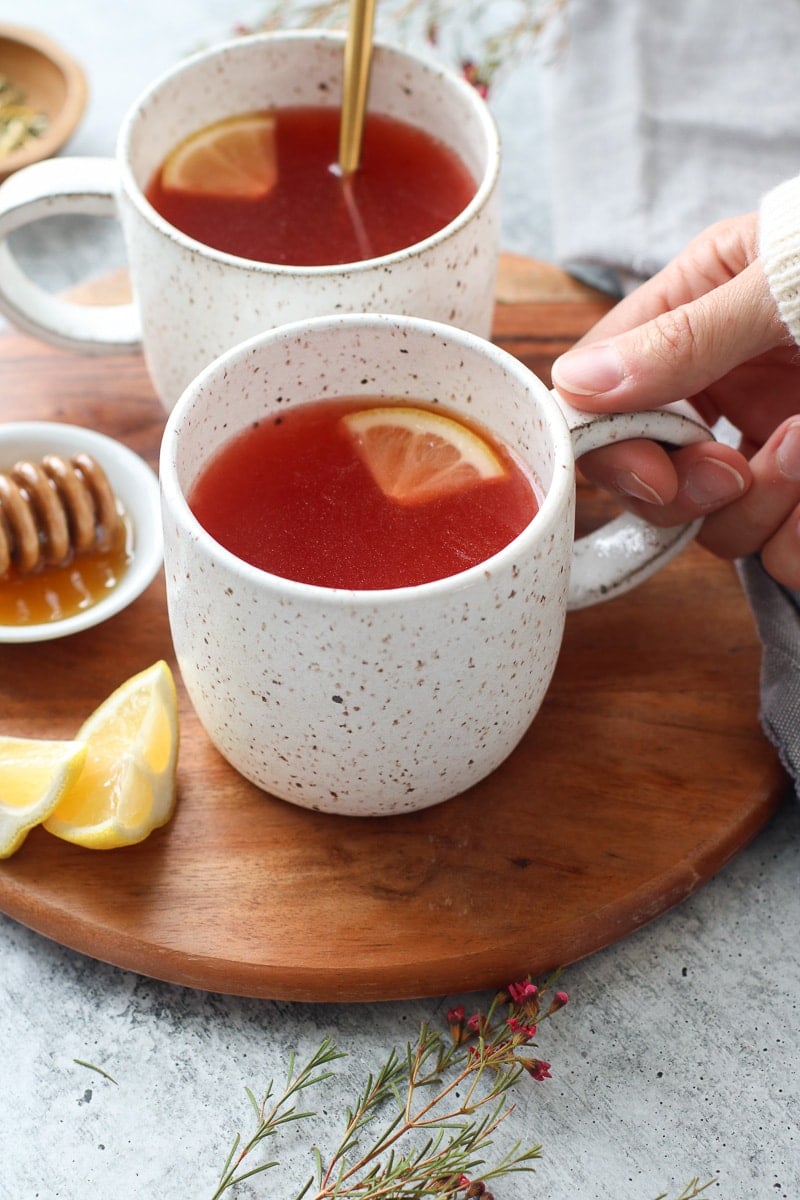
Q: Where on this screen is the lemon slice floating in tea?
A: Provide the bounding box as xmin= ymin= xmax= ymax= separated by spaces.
xmin=341 ymin=405 xmax=506 ymax=505
xmin=161 ymin=111 xmax=277 ymax=199
xmin=0 ymin=737 xmax=87 ymax=858
xmin=44 ymin=660 xmax=179 ymax=850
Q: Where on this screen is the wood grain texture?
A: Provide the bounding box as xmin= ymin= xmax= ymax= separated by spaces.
xmin=0 ymin=255 xmax=788 ymax=1000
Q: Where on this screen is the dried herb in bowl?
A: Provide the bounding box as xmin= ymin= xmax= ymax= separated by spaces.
xmin=0 ymin=73 xmax=48 ymax=161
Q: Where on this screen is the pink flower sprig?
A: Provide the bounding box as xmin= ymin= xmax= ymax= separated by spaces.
xmin=460 ymin=60 xmax=490 ymax=99
xmin=507 ymin=980 xmax=539 ymax=1006
xmin=431 ymin=977 xmax=567 ymax=1199
xmin=234 ymin=1 xmax=568 ymax=97
xmin=448 ymin=975 xmax=567 ymax=1059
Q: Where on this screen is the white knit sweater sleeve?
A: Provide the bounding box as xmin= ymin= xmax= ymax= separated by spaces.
xmin=760 ymin=174 xmax=800 ymax=346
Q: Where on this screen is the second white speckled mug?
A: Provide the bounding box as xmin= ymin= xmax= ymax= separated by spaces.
xmin=0 ymin=31 xmax=499 ymax=410
xmin=160 ymin=314 xmax=709 ymax=817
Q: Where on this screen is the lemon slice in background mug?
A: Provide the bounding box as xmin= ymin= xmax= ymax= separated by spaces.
xmin=161 ymin=111 xmax=278 ymax=199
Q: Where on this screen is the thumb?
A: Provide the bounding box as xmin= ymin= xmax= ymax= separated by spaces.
xmin=551 ymin=261 xmax=786 ymax=411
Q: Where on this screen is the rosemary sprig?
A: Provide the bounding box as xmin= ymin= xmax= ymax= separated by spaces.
xmin=653 ymin=1182 xmax=716 ymax=1200
xmin=212 ymin=1036 xmax=346 ymax=1197
xmin=211 ymin=977 xmax=566 ymax=1199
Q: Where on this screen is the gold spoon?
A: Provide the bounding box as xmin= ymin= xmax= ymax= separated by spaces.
xmin=338 ymin=0 xmax=378 ymax=176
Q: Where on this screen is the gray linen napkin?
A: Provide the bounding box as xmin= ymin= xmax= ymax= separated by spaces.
xmin=538 ymin=0 xmax=800 ymax=290
xmin=738 ymin=557 xmax=800 ymax=799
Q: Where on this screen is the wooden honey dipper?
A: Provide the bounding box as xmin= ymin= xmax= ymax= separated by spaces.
xmin=0 ymin=452 xmax=123 ymax=577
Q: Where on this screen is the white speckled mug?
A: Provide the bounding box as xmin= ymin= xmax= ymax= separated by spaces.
xmin=0 ymin=31 xmax=499 ymax=410
xmin=160 ymin=314 xmax=709 ymax=817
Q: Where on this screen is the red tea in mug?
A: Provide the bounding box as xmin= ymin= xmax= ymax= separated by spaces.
xmin=145 ymin=106 xmax=477 ymax=266
xmin=188 ymin=398 xmax=539 ymax=590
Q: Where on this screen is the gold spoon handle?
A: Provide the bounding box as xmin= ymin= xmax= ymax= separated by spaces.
xmin=338 ymin=0 xmax=377 ymax=175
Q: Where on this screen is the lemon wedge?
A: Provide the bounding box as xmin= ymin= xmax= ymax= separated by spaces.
xmin=43 ymin=660 xmax=179 ymax=850
xmin=341 ymin=405 xmax=506 ymax=505
xmin=0 ymin=737 xmax=87 ymax=858
xmin=161 ymin=111 xmax=277 ymax=200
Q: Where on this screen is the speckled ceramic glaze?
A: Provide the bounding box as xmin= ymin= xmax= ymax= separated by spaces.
xmin=0 ymin=32 xmax=500 ymax=409
xmin=160 ymin=314 xmax=709 ymax=817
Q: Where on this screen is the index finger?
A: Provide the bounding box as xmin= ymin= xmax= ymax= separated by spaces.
xmin=571 ymin=213 xmax=760 ymax=346
xmin=551 ymin=263 xmax=785 ymax=413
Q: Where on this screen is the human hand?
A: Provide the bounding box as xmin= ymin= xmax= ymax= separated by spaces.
xmin=550 ymin=213 xmax=800 ymax=588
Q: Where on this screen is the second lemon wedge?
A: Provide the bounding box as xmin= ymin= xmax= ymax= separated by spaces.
xmin=0 ymin=737 xmax=87 ymax=858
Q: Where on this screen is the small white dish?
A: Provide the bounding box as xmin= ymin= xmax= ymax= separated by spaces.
xmin=0 ymin=421 xmax=162 ymax=642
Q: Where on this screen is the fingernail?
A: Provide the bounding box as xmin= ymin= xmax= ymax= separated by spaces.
xmin=683 ymin=458 xmax=747 ymax=509
xmin=613 ymin=469 xmax=665 ymax=505
xmin=552 ymin=344 xmax=626 ymax=396
xmin=776 ymin=421 xmax=800 ymax=481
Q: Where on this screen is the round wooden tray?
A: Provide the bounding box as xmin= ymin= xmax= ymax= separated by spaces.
xmin=0 ymin=257 xmax=787 ymax=1001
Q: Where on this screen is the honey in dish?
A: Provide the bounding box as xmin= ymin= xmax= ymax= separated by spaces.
xmin=0 ymin=515 xmax=133 ymax=626
xmin=0 ymin=450 xmax=133 ymax=627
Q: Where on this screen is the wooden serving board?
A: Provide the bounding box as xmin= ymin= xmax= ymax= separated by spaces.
xmin=0 ymin=255 xmax=787 ymax=1001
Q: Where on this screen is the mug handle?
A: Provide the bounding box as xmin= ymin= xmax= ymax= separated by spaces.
xmin=0 ymin=157 xmax=141 ymax=353
xmin=550 ymin=390 xmax=711 ymax=610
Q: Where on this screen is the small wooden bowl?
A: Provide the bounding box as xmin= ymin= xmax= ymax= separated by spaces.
xmin=0 ymin=23 xmax=87 ymax=182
